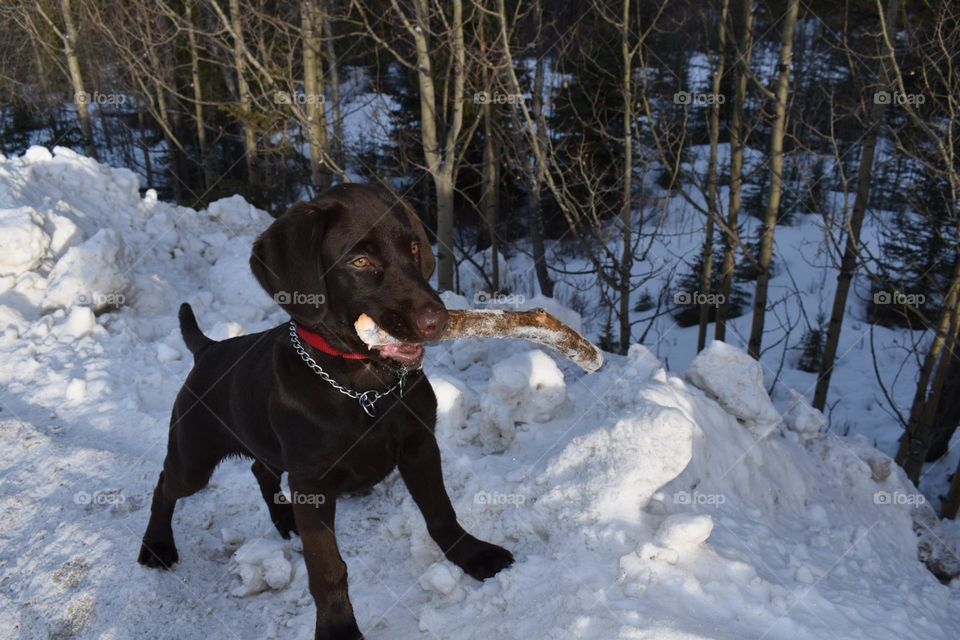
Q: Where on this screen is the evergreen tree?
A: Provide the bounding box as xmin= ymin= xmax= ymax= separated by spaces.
xmin=672 ymin=246 xmax=749 ymax=327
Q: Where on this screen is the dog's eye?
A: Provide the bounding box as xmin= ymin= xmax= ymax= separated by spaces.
xmin=411 ymin=242 xmax=420 ymax=256
xmin=351 ymin=257 xmax=372 ymax=269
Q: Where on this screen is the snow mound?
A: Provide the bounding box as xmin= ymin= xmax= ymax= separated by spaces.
xmin=232 ymin=539 xmax=295 ymax=596
xmin=783 ymin=389 xmax=827 ymax=440
xmin=0 ymin=206 xmax=49 ymax=275
xmin=537 ymin=403 xmax=695 ymax=525
xmin=474 ymin=348 xmax=567 ymax=451
xmin=43 ymin=228 xmax=130 ymax=312
xmin=655 ymin=513 xmax=714 ymax=549
xmin=686 ymin=340 xmax=782 ymax=437
xmin=0 ymin=148 xmax=957 ymax=640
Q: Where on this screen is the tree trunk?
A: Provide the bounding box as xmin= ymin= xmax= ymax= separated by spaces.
xmin=302 ymin=0 xmax=331 ymax=191
xmin=186 ymin=1 xmax=216 ymax=191
xmin=716 ymin=0 xmax=754 ymax=342
xmin=322 ymin=1 xmax=343 ymax=175
xmin=925 ymin=346 xmax=960 ymax=462
xmin=60 ymin=0 xmax=97 ymax=160
xmin=435 ymin=173 xmax=455 ymax=289
xmin=481 ymin=96 xmax=499 ymax=292
xmin=941 ymin=455 xmax=960 ymax=519
xmin=747 ymin=0 xmax=799 ymax=359
xmin=897 ymin=258 xmax=960 ymax=483
xmin=229 ymin=0 xmax=258 ymax=186
xmin=528 ymin=5 xmax=553 ymax=297
xmin=813 ymin=0 xmax=901 ymax=410
xmin=698 ymin=0 xmax=730 ymax=352
xmin=410 ymin=0 xmax=464 ymax=291
xmin=137 ymin=102 xmax=153 ymax=186
xmin=618 ymin=0 xmax=634 ymax=355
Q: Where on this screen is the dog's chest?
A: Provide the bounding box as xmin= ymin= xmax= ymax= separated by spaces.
xmin=290 ymin=412 xmax=403 ymax=493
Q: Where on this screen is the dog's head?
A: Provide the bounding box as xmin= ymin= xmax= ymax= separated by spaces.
xmin=251 ymin=184 xmax=447 ymax=367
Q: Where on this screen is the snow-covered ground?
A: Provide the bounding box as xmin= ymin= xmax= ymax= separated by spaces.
xmin=1 ymin=147 xmax=959 ymax=639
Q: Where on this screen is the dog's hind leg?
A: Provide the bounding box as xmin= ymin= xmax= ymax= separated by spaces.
xmin=138 ymin=415 xmax=225 ymax=569
xmin=251 ymin=460 xmax=298 ymax=539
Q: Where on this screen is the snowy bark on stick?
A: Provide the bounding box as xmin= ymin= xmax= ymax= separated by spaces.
xmin=355 ymin=310 xmax=605 ymax=373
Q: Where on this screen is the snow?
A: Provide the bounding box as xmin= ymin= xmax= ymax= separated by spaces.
xmin=43 ymin=229 xmax=130 ymax=313
xmin=783 ymin=389 xmax=828 ymax=440
xmin=486 ymin=349 xmax=567 ymax=424
xmin=655 ymin=514 xmax=714 ymax=549
xmin=686 ymin=340 xmax=783 ymax=438
xmin=1 ymin=147 xmax=958 ymax=639
xmin=0 ymin=206 xmax=49 ymax=276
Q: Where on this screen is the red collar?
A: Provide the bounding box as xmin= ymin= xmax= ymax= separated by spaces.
xmin=295 ymin=324 xmax=370 ymax=360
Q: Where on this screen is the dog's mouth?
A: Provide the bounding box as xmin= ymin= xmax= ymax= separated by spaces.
xmin=355 ymin=314 xmax=425 ymax=367
xmin=374 ymin=342 xmax=424 ymax=367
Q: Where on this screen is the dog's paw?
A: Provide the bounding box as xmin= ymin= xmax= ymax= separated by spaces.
xmin=315 ymin=621 xmax=363 ymax=640
xmin=448 ymin=538 xmax=514 ymax=581
xmin=138 ymin=539 xmax=179 ymax=569
xmin=273 ymin=507 xmax=299 ymax=539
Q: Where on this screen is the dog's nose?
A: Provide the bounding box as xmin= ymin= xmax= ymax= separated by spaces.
xmin=414 ymin=306 xmax=448 ymax=341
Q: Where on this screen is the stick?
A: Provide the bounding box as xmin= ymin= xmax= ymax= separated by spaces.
xmin=355 ymin=309 xmax=605 ymax=372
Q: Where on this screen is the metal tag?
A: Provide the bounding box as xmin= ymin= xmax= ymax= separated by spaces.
xmin=358 ymin=391 xmax=377 ymax=417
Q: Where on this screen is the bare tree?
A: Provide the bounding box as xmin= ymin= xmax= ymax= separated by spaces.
xmin=747 ymin=0 xmax=800 ymax=358
xmin=302 ymin=0 xmax=332 ymax=190
xmin=697 ymin=0 xmax=730 ymax=352
xmin=813 ymin=0 xmax=901 ymax=410
xmin=352 ymin=0 xmax=478 ymax=291
xmin=715 ymin=0 xmax=755 ymax=341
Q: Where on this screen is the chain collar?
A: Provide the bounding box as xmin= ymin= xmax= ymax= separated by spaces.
xmin=288 ymin=321 xmax=406 ymax=417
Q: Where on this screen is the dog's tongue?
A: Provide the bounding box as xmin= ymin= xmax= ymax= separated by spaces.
xmin=377 ymin=342 xmax=424 ymax=366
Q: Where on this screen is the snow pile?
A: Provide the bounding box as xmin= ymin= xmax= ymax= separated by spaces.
xmin=0 ymin=148 xmax=957 ymax=640
xmin=783 ymin=389 xmax=828 ymax=441
xmin=43 ymin=229 xmax=130 ymax=312
xmin=686 ymin=340 xmax=783 ymax=438
xmin=0 ymin=206 xmax=49 ymax=275
xmin=475 ymin=349 xmax=567 ymax=452
xmin=232 ymin=539 xmax=298 ymax=596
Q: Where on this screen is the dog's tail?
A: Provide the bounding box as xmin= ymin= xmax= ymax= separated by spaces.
xmin=179 ymin=303 xmax=215 ymax=356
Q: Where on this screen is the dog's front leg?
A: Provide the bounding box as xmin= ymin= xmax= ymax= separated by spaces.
xmin=288 ymin=476 xmax=362 ymax=640
xmin=398 ymin=430 xmax=514 ymax=580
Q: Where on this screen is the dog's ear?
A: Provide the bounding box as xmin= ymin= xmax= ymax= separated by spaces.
xmin=399 ymin=202 xmax=436 ymax=280
xmin=250 ymin=200 xmax=339 ymax=326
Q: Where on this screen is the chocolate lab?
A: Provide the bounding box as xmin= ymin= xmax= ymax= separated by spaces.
xmin=137 ymin=184 xmax=514 ymax=639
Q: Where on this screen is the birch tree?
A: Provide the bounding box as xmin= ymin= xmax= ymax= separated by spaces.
xmin=747 ymin=0 xmax=800 ymax=358
xmin=715 ymin=0 xmax=755 ymax=341
xmin=352 ymin=0 xmax=476 ymax=291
